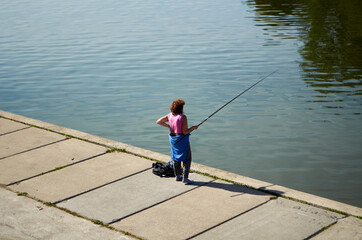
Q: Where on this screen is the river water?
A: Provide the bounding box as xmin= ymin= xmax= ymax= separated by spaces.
xmin=1 ymin=0 xmax=361 ymax=207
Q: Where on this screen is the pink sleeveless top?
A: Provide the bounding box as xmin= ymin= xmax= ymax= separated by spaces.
xmin=168 ymin=113 xmax=184 ymax=134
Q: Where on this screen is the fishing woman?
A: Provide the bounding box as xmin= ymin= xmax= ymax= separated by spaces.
xmin=156 ymin=99 xmax=198 ymax=184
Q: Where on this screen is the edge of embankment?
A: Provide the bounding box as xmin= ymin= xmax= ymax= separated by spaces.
xmin=1 ymin=110 xmax=361 ymax=218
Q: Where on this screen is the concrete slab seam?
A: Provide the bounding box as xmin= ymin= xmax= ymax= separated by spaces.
xmin=0 ymin=115 xmax=110 ymax=150
xmin=1 ymin=115 xmax=152 ymax=164
xmin=186 ymin=200 xmax=272 ymax=240
xmin=0 ymin=114 xmax=171 ymax=170
xmin=0 ymin=138 xmax=68 ymax=161
xmin=0 ymin=126 xmax=31 ymax=136
xmin=108 ymin=179 xmax=217 ymax=225
xmin=53 ymin=167 xmax=153 ymax=205
xmin=305 ymin=216 xmax=348 ymax=240
xmin=191 ymin=170 xmax=358 ymax=218
xmin=0 ymin=116 xmax=61 ymax=135
xmin=49 ymin=204 xmax=147 ymax=240
xmin=1 ymin=186 xmax=144 ymax=240
xmin=6 ymin=152 xmax=108 ymax=187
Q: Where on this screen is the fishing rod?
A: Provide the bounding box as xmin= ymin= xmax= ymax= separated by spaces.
xmin=174 ymin=69 xmax=278 ymax=145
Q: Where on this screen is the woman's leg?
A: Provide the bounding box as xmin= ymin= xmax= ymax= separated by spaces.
xmin=183 ymin=142 xmax=192 ymax=180
xmin=173 ymin=160 xmax=182 ymax=180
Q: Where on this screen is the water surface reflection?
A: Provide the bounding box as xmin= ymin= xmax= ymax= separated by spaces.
xmin=247 ymin=0 xmax=362 ymax=111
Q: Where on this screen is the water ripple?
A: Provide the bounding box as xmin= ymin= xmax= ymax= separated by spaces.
xmin=1 ymin=0 xmax=361 ymax=207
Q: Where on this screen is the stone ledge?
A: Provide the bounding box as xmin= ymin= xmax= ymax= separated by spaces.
xmin=1 ymin=110 xmax=361 ymax=217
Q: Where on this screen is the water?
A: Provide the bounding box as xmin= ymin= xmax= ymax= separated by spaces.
xmin=1 ymin=0 xmax=361 ymax=207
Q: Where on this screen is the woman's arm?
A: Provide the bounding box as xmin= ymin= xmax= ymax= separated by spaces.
xmin=156 ymin=114 xmax=170 ymax=130
xmin=182 ymin=115 xmax=198 ymax=135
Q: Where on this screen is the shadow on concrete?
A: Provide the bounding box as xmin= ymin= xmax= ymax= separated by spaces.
xmin=159 ymin=175 xmax=285 ymax=196
xmin=258 ymin=184 xmax=285 ymax=196
xmin=190 ymin=180 xmax=278 ymax=196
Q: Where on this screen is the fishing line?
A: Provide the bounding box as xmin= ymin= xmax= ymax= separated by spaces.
xmin=174 ymin=69 xmax=278 ymax=145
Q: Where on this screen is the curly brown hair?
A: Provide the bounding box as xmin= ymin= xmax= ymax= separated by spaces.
xmin=170 ymin=99 xmax=185 ymax=114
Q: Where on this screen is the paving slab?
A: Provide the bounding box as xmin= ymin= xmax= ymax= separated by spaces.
xmin=111 ymin=179 xmax=271 ymax=240
xmin=0 ymin=138 xmax=107 ymax=185
xmin=0 ymin=118 xmax=29 ymax=135
xmin=0 ymin=127 xmax=66 ymax=159
xmin=58 ymin=170 xmax=213 ymax=224
xmin=1 ymin=110 xmax=360 ymax=240
xmin=9 ymin=152 xmax=152 ymax=203
xmin=0 ymin=188 xmax=134 ymax=240
xmin=311 ymin=216 xmax=362 ymax=240
xmin=193 ymin=197 xmax=344 ymax=240
xmin=261 ymin=184 xmax=362 ymax=217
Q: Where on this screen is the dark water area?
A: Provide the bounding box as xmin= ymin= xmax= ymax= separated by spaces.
xmin=0 ymin=0 xmax=361 ymax=207
xmin=251 ymin=0 xmax=362 ymax=98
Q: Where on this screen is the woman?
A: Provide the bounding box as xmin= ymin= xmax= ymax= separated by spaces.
xmin=156 ymin=99 xmax=198 ymax=184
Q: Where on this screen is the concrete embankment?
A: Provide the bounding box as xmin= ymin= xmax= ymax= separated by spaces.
xmin=1 ymin=110 xmax=361 ymax=240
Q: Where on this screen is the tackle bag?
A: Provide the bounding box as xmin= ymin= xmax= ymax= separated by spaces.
xmin=152 ymin=160 xmax=175 ymax=177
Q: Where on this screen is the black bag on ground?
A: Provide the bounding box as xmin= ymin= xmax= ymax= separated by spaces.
xmin=152 ymin=160 xmax=175 ymax=177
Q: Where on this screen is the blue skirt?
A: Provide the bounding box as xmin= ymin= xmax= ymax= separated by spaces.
xmin=169 ymin=133 xmax=190 ymax=162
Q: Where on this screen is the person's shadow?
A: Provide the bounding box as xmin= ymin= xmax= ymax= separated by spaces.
xmin=191 ymin=180 xmax=284 ymax=197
